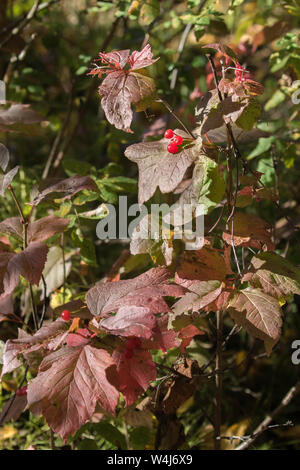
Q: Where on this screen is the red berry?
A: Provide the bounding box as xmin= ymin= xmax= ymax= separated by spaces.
xmin=61 ymin=310 xmax=71 ymax=321
xmin=164 ymin=129 xmax=174 ymax=139
xmin=167 ymin=142 xmax=179 ymax=154
xmin=17 ymin=386 xmax=27 ymax=397
xmin=172 ymin=135 xmax=183 ymax=145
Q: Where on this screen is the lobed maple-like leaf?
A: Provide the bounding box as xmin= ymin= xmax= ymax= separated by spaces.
xmin=90 ymin=44 xmax=158 ymax=132
xmin=173 ymin=280 xmax=223 ymax=315
xmin=178 ymin=324 xmax=204 ymax=353
xmin=142 ymin=314 xmax=180 ymax=352
xmin=128 ymin=44 xmax=159 ymax=70
xmin=101 ymin=306 xmax=156 ymax=339
xmin=176 ymin=245 xmax=227 ymax=283
xmin=0 ymin=215 xmax=69 ymax=243
xmin=1 ymin=242 xmax=48 ymax=298
xmin=222 ymin=211 xmax=274 ymax=250
xmin=1 ymin=319 xmax=70 ymax=377
xmin=228 ymin=288 xmax=282 ymax=355
xmin=86 ymin=267 xmax=186 ymax=317
xmin=125 ymin=130 xmax=198 ymax=204
xmin=27 ymin=345 xmax=119 ymax=439
xmin=106 ymin=348 xmax=156 ymax=406
xmin=243 ymin=252 xmax=300 ymax=300
xmin=30 ymin=175 xmax=99 ymax=206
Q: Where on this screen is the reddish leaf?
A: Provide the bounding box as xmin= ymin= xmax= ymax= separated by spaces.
xmin=173 ymin=280 xmax=223 ymax=315
xmin=98 ymin=71 xmax=156 ymax=133
xmin=86 ymin=267 xmax=185 ymax=317
xmin=0 ymin=394 xmax=27 ymax=424
xmin=101 ymin=306 xmax=156 ymax=339
xmin=178 ymin=324 xmax=204 ymax=353
xmin=242 ymin=252 xmax=300 ymax=300
xmin=142 ymin=314 xmax=180 ymax=352
xmin=0 ymin=217 xmax=22 ymax=240
xmin=107 ymin=348 xmax=156 ymax=406
xmin=222 ymin=211 xmax=274 ymax=250
xmin=0 ymin=103 xmax=45 ymax=134
xmin=30 ymin=176 xmax=99 ymax=206
xmin=66 ymin=328 xmax=91 ymax=347
xmin=2 ymin=242 xmax=48 ymax=298
xmin=125 ymin=130 xmax=198 ymax=204
xmin=128 ymin=43 xmax=159 ymax=70
xmin=228 ymin=288 xmax=282 ymax=355
xmin=27 ymin=216 xmax=70 ymax=243
xmin=176 ymin=245 xmax=227 ymax=283
xmin=89 ymin=44 xmax=158 ymax=132
xmin=202 ymin=43 xmax=238 ymax=62
xmin=27 ymin=345 xmax=119 ymax=439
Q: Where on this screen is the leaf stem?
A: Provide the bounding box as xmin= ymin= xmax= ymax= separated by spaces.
xmin=156 ymin=98 xmax=196 ymax=139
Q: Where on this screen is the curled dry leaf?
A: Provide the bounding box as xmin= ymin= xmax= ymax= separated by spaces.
xmin=30 ymin=175 xmax=99 ymax=206
xmin=0 ymin=103 xmax=46 ymax=134
xmin=0 ymin=166 xmax=19 ymax=197
xmin=0 ymin=143 xmax=9 ymax=172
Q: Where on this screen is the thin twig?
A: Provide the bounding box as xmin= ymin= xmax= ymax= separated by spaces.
xmin=214 ymin=310 xmax=223 ymax=450
xmin=235 ymin=381 xmax=300 ymax=450
xmin=0 ymin=0 xmax=42 ymax=50
xmin=156 ymin=98 xmax=195 ymax=139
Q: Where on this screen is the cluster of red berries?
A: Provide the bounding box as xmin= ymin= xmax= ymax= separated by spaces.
xmin=235 ymin=63 xmax=250 ymax=83
xmin=61 ymin=309 xmax=71 ymax=321
xmin=164 ymin=129 xmax=183 ymax=154
xmin=16 ymin=386 xmax=27 ymax=397
xmin=124 ymin=337 xmax=141 ymax=359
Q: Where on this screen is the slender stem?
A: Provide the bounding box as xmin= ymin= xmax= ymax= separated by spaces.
xmin=156 ymin=98 xmax=196 ymax=139
xmin=214 ymin=310 xmax=223 ymax=450
xmin=8 ymin=185 xmax=39 ymax=330
xmin=50 ymin=428 xmax=55 ymax=450
xmin=235 ymin=381 xmax=300 ymax=450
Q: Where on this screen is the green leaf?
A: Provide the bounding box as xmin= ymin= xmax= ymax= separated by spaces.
xmin=78 ymin=438 xmax=98 ymax=450
xmin=93 ymin=422 xmax=126 ymax=449
xmin=139 ymin=0 xmax=160 ymax=25
xmin=129 ymin=426 xmax=151 ymax=450
xmin=236 ymin=99 xmax=261 ymax=130
xmin=179 ymin=155 xmax=226 ymax=215
xmin=264 ymin=90 xmax=286 ymax=111
xmin=248 ymin=137 xmax=275 ymax=159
